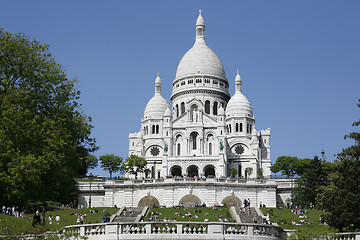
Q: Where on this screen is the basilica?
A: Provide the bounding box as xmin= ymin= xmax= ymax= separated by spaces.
xmin=78 ymin=11 xmax=291 ymax=209
xmin=128 ymin=11 xmax=271 ymax=180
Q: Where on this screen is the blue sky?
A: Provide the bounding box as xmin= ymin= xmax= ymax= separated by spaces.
xmin=1 ymin=1 xmax=359 ymax=177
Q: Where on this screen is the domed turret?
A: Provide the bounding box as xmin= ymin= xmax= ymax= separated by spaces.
xmin=226 ymin=71 xmax=253 ymax=118
xmin=164 ymin=106 xmax=171 ymax=117
xmin=144 ymin=73 xmax=169 ymax=119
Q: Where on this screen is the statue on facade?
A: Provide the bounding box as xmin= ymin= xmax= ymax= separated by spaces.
xmin=219 ymin=139 xmax=224 ymax=152
xmin=163 ymin=139 xmax=168 ymax=154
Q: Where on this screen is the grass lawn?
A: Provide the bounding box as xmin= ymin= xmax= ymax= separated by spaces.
xmin=261 ymin=207 xmax=336 ymax=238
xmin=0 ymin=207 xmax=119 ymax=236
xmin=145 ymin=206 xmax=234 ymax=222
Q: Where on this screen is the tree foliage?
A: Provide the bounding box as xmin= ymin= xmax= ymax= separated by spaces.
xmin=0 ymin=29 xmax=97 ymax=205
xmin=316 ymin=99 xmax=360 ymax=231
xmin=99 ymin=154 xmax=123 ymax=178
xmin=292 ymin=156 xmax=328 ymax=206
xmin=270 ymin=156 xmax=301 ymax=177
xmin=123 ymin=154 xmax=147 ymax=179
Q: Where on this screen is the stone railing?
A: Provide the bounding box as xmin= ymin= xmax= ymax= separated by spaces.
xmin=64 ymin=221 xmax=286 ymax=239
xmin=326 ymin=232 xmax=360 ymax=240
xmin=101 ymin=178 xmax=275 ymax=185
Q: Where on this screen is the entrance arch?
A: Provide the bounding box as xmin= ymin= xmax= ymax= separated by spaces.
xmin=138 ymin=196 xmax=160 ymax=207
xmin=222 ymin=196 xmax=242 ymax=207
xmin=187 ymin=165 xmax=199 ymax=177
xmin=179 ymin=195 xmax=201 ymax=207
xmin=203 ymin=165 xmax=216 ymax=178
xmin=170 ymin=165 xmax=182 ymax=177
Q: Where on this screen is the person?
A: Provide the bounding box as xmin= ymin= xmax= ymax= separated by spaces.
xmin=253 ymin=216 xmax=257 ymax=223
xmin=48 ymin=215 xmax=53 ymax=224
xmin=55 ymin=215 xmax=60 ymax=224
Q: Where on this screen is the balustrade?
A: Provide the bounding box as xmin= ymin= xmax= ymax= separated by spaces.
xmin=65 ymin=222 xmax=285 ymax=239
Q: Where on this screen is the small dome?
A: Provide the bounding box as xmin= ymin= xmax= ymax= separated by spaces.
xmin=226 ymin=92 xmax=253 ymax=118
xmin=218 ymin=105 xmax=225 ymax=116
xmin=144 ymin=94 xmax=169 ymax=119
xmin=164 ymin=106 xmax=171 ymax=117
xmin=155 ymin=73 xmax=161 ymax=84
xmin=196 ymin=10 xmax=205 ymax=26
xmin=144 ymin=74 xmax=169 ymax=119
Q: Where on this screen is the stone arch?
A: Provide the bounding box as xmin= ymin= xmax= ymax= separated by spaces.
xmin=222 ymin=195 xmax=242 ymax=207
xmin=138 ymin=196 xmax=160 ymax=208
xmin=203 ymin=165 xmax=216 ymax=178
xmin=187 ymin=165 xmax=199 ymax=177
xmin=179 ymin=194 xmax=201 ymax=207
xmin=170 ymin=165 xmax=182 ymax=177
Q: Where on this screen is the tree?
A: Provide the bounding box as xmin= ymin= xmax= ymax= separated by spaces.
xmin=0 ymin=29 xmax=97 ymax=205
xmin=270 ymin=156 xmax=301 ymax=178
xmin=231 ymin=168 xmax=238 ymax=178
xmin=316 ymin=99 xmax=360 ymax=231
xmin=245 ymin=167 xmax=253 ymax=179
xmin=292 ymin=156 xmax=328 ymax=206
xmin=123 ymin=154 xmax=147 ymax=179
xmin=82 ymin=154 xmax=98 ymax=175
xmin=99 ymin=154 xmax=123 ymax=178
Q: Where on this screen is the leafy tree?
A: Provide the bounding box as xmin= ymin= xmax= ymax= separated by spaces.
xmin=0 ymin=29 xmax=97 ymax=205
xmin=317 ymin=99 xmax=360 ymax=231
xmin=80 ymin=154 xmax=98 ymax=175
xmin=99 ymin=154 xmax=123 ymax=178
xmin=231 ymin=168 xmax=238 ymax=178
xmin=123 ymin=154 xmax=147 ymax=179
xmin=245 ymin=167 xmax=253 ymax=179
xmin=270 ymin=156 xmax=301 ymax=178
xmin=292 ymin=156 xmax=328 ymax=206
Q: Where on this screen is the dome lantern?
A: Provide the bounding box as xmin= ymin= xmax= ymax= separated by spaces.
xmin=196 ymin=9 xmax=205 ymax=42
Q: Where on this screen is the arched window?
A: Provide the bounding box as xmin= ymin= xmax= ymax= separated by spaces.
xmin=157 ymin=171 xmax=161 ymax=179
xmin=250 ymin=124 xmax=252 ymax=134
xmin=238 ymin=165 xmax=242 ymax=178
xmin=209 ymin=143 xmax=212 ymax=155
xmin=177 ymin=143 xmax=181 ymax=156
xmin=213 ymin=101 xmax=218 ymax=115
xmin=176 ymin=104 xmax=179 ymax=118
xmin=181 ymin=102 xmax=185 ymax=114
xmin=152 ymin=125 xmax=155 ymax=134
xmin=240 ymin=123 xmax=243 ymax=132
xmin=229 ymin=124 xmax=232 ymax=133
xmin=156 ymin=125 xmax=159 ymax=134
xmin=190 ymin=132 xmax=198 ymax=149
xmin=247 ymin=124 xmax=249 ymax=133
xmin=205 ymin=100 xmax=210 ymax=114
xmin=235 ymin=123 xmax=239 ymax=132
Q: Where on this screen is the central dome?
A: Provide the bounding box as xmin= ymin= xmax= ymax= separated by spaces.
xmin=175 ymin=41 xmax=226 ymax=79
xmin=175 ymin=10 xmax=226 ymax=80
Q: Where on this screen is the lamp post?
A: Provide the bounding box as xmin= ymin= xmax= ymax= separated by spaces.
xmin=89 ymin=173 xmax=93 ymax=208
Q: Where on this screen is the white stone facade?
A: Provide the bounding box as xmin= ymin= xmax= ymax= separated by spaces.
xmin=128 ymin=11 xmax=271 ymax=180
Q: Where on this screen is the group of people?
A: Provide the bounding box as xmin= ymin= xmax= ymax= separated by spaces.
xmin=76 ymin=213 xmax=87 ymax=224
xmin=32 ymin=209 xmax=60 ymax=226
xmin=2 ymin=205 xmax=25 ymax=218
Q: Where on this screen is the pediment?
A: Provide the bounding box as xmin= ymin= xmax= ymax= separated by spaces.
xmin=186 ymin=98 xmax=204 ymax=108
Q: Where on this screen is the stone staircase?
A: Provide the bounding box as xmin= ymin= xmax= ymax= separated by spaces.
xmin=238 ymin=207 xmax=262 ymax=223
xmin=112 ymin=207 xmax=144 ymax=222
